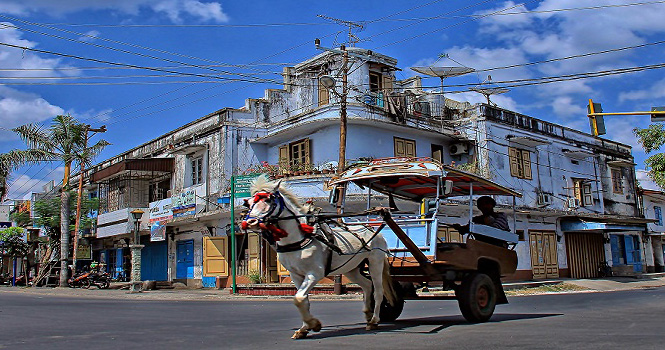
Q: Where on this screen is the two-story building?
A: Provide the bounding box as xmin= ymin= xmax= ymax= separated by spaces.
xmin=86 ymin=46 xmax=650 ymax=288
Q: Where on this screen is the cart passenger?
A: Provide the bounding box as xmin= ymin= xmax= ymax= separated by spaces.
xmin=451 ymin=196 xmax=509 ymax=246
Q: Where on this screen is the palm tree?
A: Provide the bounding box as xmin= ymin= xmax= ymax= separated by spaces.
xmin=9 ymin=115 xmax=109 ymax=286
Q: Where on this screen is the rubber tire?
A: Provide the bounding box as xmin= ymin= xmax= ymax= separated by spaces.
xmin=457 ymin=273 xmax=497 ymax=323
xmin=379 ymin=281 xmax=405 ymax=322
xmin=81 ymin=279 xmax=92 ymax=289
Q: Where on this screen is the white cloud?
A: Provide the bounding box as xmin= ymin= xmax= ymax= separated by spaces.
xmin=619 ymin=78 xmax=665 ymax=102
xmin=451 ymin=91 xmax=518 ymax=112
xmin=551 ymin=96 xmax=584 ymax=116
xmin=0 ymin=86 xmax=65 ymax=141
xmin=5 ymin=166 xmax=64 ymax=200
xmin=79 ymin=30 xmax=101 ymax=43
xmin=0 ymin=0 xmax=230 ymax=23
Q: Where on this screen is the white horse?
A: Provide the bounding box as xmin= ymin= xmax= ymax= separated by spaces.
xmin=241 ymin=176 xmax=397 ymax=339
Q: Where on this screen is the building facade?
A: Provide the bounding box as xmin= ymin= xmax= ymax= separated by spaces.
xmin=85 ymin=47 xmax=650 ymax=287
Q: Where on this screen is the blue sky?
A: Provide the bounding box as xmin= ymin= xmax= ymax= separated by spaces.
xmin=2 ymin=0 xmax=665 ymax=199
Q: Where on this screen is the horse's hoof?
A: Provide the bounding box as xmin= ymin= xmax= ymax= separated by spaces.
xmin=366 ymin=323 xmax=379 ymax=331
xmin=292 ymin=330 xmax=308 ymax=339
xmin=310 ymin=319 xmax=322 ymax=332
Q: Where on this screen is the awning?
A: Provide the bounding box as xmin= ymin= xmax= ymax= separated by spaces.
xmin=560 ymin=220 xmax=645 ymax=232
xmin=91 ymin=158 xmax=174 ymax=183
xmin=506 ymin=135 xmax=550 ymax=147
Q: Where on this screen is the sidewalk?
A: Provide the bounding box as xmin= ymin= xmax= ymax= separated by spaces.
xmin=2 ymin=275 xmax=664 ymax=301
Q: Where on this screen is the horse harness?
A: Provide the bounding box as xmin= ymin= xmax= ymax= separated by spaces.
xmin=241 ymin=190 xmax=382 ymax=275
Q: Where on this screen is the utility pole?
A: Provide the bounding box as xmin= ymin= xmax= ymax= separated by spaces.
xmin=72 ymin=125 xmax=106 ymax=271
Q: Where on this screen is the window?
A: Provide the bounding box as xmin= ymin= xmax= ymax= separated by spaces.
xmin=279 ymin=138 xmax=311 ymax=167
xmin=573 ymin=179 xmax=593 ymax=206
xmin=369 ymin=72 xmax=382 ymax=93
xmin=431 ymin=144 xmax=444 ymax=163
xmin=149 ymin=178 xmax=171 ymax=201
xmin=317 ymin=78 xmax=329 ymax=106
xmin=191 ymin=156 xmax=203 ymax=185
xmin=611 ymin=168 xmax=623 ymax=193
xmin=655 ymin=206 xmax=663 ymax=226
xmin=508 ymin=147 xmax=532 ymax=180
xmin=394 ymin=137 xmax=416 ymax=157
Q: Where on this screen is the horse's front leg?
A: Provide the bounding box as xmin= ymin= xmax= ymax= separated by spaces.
xmin=291 ymin=272 xmax=323 ymax=339
xmin=367 ymin=257 xmax=386 ymax=330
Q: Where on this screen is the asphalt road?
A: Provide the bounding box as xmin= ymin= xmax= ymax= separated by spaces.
xmin=1 ymin=287 xmax=663 ymax=350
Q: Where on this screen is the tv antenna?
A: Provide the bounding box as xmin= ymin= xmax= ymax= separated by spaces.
xmin=317 ymin=15 xmax=365 ymax=46
xmin=469 ymin=75 xmax=510 ymax=106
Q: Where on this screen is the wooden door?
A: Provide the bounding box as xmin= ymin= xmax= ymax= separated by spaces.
xmin=529 ymin=231 xmax=559 ymax=279
xmin=266 ymin=245 xmax=279 ymax=283
xmin=565 ymin=232 xmax=605 ymax=278
xmin=203 ymin=237 xmax=228 ymax=277
xmin=248 ymin=233 xmax=261 ymax=272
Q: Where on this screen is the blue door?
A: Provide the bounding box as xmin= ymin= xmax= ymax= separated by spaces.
xmin=176 ymin=240 xmax=195 ymax=279
xmin=624 ymin=235 xmax=642 ymax=272
xmin=141 ymin=241 xmax=168 ymax=281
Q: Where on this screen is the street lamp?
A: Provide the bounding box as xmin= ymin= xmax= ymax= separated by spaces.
xmin=129 ymin=209 xmax=144 ymax=292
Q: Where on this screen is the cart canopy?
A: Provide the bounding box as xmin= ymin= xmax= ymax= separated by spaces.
xmin=330 ymin=158 xmax=521 ymax=202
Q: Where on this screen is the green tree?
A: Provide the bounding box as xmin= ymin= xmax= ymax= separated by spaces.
xmin=0 ymin=227 xmax=29 ymax=258
xmin=635 ymin=124 xmax=665 ymax=188
xmin=9 ymin=115 xmax=109 ymax=286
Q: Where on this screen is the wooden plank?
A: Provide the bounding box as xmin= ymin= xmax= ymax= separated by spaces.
xmin=380 ymin=209 xmax=439 ymax=276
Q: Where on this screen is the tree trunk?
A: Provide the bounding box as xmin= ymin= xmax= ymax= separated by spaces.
xmin=59 ymin=190 xmax=70 ymax=287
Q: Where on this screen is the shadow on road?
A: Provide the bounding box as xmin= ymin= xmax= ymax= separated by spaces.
xmin=305 ymin=313 xmax=562 ymax=339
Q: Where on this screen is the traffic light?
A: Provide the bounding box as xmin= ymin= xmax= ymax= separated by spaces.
xmin=651 ymin=107 xmax=665 ymax=122
xmin=587 ymin=100 xmax=606 ymax=136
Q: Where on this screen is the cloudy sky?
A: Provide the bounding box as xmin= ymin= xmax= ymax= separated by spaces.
xmin=1 ymin=0 xmax=665 ymax=199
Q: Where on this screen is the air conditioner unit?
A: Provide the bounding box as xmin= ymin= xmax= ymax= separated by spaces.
xmin=449 ymin=143 xmax=469 ymax=156
xmin=567 ymin=198 xmax=580 ymax=209
xmin=537 ymin=193 xmax=552 ymax=206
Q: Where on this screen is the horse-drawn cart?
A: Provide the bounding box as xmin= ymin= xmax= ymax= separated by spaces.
xmin=329 ymin=157 xmax=521 ymax=323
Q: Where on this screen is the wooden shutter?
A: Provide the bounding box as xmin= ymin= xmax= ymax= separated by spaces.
xmin=303 ymin=138 xmax=311 ymax=164
xmin=248 ymin=233 xmax=260 ymax=272
xmin=278 ymin=145 xmax=289 ymax=171
xmin=582 ymin=183 xmax=593 ymax=206
xmin=394 ymin=137 xmax=405 ymax=157
xmin=521 ymin=150 xmax=532 ymax=180
xmin=508 ymin=148 xmax=520 ymax=177
xmin=383 ymin=75 xmax=394 ymax=105
xmin=405 ymin=139 xmax=416 ymax=157
xmin=318 ymin=80 xmax=329 ymax=106
xmin=573 ymin=180 xmax=582 ymax=202
xmin=203 ymin=237 xmax=228 ymax=277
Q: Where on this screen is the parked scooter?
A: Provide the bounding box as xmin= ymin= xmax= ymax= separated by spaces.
xmin=67 ymin=267 xmax=92 ymax=289
xmin=88 ymin=262 xmax=111 ymax=289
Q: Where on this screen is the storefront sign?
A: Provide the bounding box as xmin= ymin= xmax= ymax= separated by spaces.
xmin=234 ymin=174 xmax=260 ymax=199
xmin=149 ymin=198 xmax=173 ymax=222
xmin=76 ymin=244 xmax=92 ymax=260
xmin=149 ymin=198 xmax=172 ymax=242
xmin=0 ymin=222 xmax=12 ymax=229
xmin=171 ymin=190 xmax=196 ymax=218
xmin=150 ymin=221 xmax=167 ymax=242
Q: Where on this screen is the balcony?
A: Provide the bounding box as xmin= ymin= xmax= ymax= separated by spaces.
xmin=96 ymin=207 xmax=149 ymax=238
xmin=361 ymin=91 xmax=459 ymax=133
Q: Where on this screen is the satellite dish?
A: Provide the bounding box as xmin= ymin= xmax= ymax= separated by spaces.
xmin=410 ymin=66 xmax=475 ymax=78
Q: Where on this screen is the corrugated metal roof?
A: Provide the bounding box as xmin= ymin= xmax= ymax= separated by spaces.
xmin=91 ymin=158 xmax=174 ymax=183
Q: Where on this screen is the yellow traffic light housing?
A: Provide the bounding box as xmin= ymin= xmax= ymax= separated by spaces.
xmin=587 ymin=99 xmax=606 ymax=136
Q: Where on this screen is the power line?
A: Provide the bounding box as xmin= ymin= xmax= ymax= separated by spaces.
xmin=0 ymin=41 xmax=289 ymax=85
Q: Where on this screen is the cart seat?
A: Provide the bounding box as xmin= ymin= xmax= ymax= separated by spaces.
xmin=469 ymin=224 xmax=518 ymax=244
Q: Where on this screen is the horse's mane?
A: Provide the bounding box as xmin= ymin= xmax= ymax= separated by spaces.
xmin=250 ymin=175 xmax=305 ymax=211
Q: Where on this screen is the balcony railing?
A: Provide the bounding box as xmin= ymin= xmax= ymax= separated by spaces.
xmin=361 ymin=91 xmax=458 ymax=131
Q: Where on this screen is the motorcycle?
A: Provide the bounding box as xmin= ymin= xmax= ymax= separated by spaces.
xmin=89 ymin=270 xmax=111 ymax=289
xmin=68 ymin=271 xmax=92 ymax=288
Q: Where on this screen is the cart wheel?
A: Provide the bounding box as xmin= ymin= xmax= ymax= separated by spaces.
xmin=379 ymin=281 xmax=405 ymax=322
xmin=457 ymin=273 xmax=496 ymax=323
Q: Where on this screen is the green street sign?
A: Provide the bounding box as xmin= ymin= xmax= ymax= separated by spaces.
xmin=233 ymin=174 xmax=260 ymax=198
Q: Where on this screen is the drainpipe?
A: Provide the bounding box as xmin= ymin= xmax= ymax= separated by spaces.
xmin=205 ymin=143 xmax=210 ymax=212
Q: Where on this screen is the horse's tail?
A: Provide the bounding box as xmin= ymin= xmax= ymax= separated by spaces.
xmin=382 ymin=257 xmax=397 ymax=307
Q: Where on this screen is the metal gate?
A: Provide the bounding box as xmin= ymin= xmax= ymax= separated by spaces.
xmin=529 ymin=231 xmax=559 ymax=279
xmin=565 ymin=232 xmax=605 ymax=278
